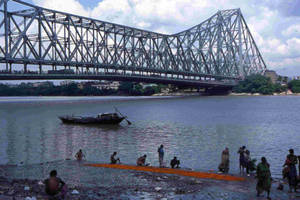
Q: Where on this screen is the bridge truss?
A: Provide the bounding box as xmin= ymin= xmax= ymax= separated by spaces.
xmin=0 ymin=0 xmax=266 ymax=87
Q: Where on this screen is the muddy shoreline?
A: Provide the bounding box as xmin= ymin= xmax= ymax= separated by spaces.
xmin=0 ymin=168 xmax=297 ymax=199
xmin=0 ymin=160 xmax=298 ymax=199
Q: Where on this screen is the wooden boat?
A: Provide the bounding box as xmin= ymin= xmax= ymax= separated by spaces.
xmin=59 ymin=113 xmax=125 ymax=125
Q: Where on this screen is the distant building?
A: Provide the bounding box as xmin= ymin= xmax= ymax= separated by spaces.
xmin=293 ymin=76 xmax=300 ymax=80
xmin=60 ymin=80 xmax=75 ymax=86
xmin=32 ymin=81 xmax=53 ymax=87
xmin=277 ymin=75 xmax=288 ymax=85
xmin=78 ymin=81 xmax=120 ymax=90
xmin=264 ymin=70 xmax=278 ymax=84
xmin=141 ymin=83 xmax=157 ymax=89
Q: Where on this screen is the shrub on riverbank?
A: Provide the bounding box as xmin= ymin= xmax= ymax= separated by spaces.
xmin=233 ymin=74 xmax=286 ymax=95
xmin=288 ymin=80 xmax=300 ymax=93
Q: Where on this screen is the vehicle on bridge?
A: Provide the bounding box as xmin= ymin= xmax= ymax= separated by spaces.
xmin=48 ymin=69 xmax=75 ymax=74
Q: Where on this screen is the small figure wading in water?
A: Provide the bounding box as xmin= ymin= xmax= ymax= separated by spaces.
xmin=256 ymin=157 xmax=271 ymax=200
xmin=158 ymin=145 xmax=164 ymax=167
xmin=137 ymin=155 xmax=149 ymax=166
xmin=75 ymin=149 xmax=85 ymax=161
xmin=110 ymin=152 xmax=121 ymax=164
xmin=218 ymin=147 xmax=229 ymax=173
xmin=283 ymin=149 xmax=298 ymax=193
xmin=238 ymin=146 xmax=246 ymax=173
xmin=170 ymin=157 xmax=180 ymax=168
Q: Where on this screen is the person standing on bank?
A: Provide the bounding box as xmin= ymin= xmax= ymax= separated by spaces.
xmin=283 ymin=149 xmax=298 ymax=192
xmin=298 ymin=155 xmax=300 ymax=177
xmin=256 ymin=157 xmax=271 ymax=200
xmin=238 ymin=146 xmax=246 ymax=173
xmin=158 ymin=145 xmax=164 ymax=167
xmin=244 ymin=150 xmax=251 ymax=176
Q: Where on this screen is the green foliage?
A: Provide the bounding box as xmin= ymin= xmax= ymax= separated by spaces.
xmin=119 ymin=82 xmax=134 ymax=93
xmin=118 ymin=82 xmax=162 ymax=96
xmin=233 ymin=74 xmax=287 ymax=95
xmin=0 ymin=81 xmax=163 ymax=96
xmin=288 ymin=80 xmax=300 ymax=93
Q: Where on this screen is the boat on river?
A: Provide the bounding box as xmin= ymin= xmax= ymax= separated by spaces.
xmin=59 ymin=113 xmax=125 ymax=125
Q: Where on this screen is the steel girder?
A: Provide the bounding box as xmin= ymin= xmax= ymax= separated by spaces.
xmin=0 ymin=0 xmax=266 ymax=82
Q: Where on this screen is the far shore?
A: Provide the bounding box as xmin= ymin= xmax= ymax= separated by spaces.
xmin=0 ymin=92 xmax=300 ymax=98
xmin=229 ymin=92 xmax=300 ymax=96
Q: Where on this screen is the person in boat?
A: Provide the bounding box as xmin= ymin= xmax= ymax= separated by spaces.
xmin=218 ymin=147 xmax=229 ymax=173
xmin=44 ymin=170 xmax=67 ymax=199
xmin=110 ymin=152 xmax=120 ymax=164
xmin=244 ymin=150 xmax=251 ymax=176
xmin=170 ymin=157 xmax=180 ymax=168
xmin=137 ymin=155 xmax=149 ymax=166
xmin=238 ymin=146 xmax=246 ymax=173
xmin=75 ymin=149 xmax=85 ymax=161
xmin=158 ymin=145 xmax=164 ymax=167
xmin=283 ymin=149 xmax=298 ymax=192
xmin=256 ymin=157 xmax=271 ymax=199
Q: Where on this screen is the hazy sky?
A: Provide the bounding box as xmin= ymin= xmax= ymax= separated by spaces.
xmin=8 ymin=0 xmax=300 ymax=77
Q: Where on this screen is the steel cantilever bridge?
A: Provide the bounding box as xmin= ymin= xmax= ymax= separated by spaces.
xmin=0 ymin=0 xmax=267 ymax=92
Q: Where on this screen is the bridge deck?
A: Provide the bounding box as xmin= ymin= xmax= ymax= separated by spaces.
xmin=0 ymin=73 xmax=237 ymax=87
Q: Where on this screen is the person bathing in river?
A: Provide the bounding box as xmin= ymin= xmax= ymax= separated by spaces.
xmin=283 ymin=149 xmax=298 ymax=192
xmin=44 ymin=170 xmax=67 ymax=199
xmin=170 ymin=157 xmax=180 ymax=168
xmin=158 ymin=145 xmax=164 ymax=167
xmin=218 ymin=147 xmax=229 ymax=173
xmin=110 ymin=152 xmax=120 ymax=164
xmin=137 ymin=155 xmax=149 ymax=166
xmin=238 ymin=146 xmax=246 ymax=173
xmin=75 ymin=149 xmax=85 ymax=161
xmin=256 ymin=157 xmax=271 ymax=200
xmin=244 ymin=150 xmax=251 ymax=176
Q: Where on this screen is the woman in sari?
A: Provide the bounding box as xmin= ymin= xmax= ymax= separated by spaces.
xmin=218 ymin=147 xmax=229 ymax=173
xmin=256 ymin=157 xmax=271 ymax=199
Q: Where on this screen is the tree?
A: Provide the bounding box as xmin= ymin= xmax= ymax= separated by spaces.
xmin=288 ymin=80 xmax=300 ymax=93
xmin=233 ymin=74 xmax=286 ymax=95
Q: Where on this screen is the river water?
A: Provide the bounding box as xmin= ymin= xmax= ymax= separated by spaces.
xmin=0 ymin=95 xmax=299 ymax=178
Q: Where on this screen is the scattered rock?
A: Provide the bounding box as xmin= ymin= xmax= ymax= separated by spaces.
xmin=175 ymin=189 xmax=186 ymax=194
xmin=7 ymin=189 xmax=14 ymax=195
xmin=37 ymin=181 xmax=44 ymax=186
xmin=24 ymin=186 xmax=30 ymax=191
xmin=71 ymin=189 xmax=80 ymax=195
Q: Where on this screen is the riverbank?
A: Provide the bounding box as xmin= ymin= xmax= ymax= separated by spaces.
xmin=0 ymin=160 xmax=297 ymax=200
xmin=230 ymin=92 xmax=300 ymax=96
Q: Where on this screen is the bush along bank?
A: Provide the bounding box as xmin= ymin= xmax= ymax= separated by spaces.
xmin=233 ymin=75 xmax=287 ymax=95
